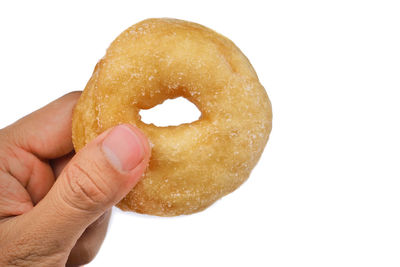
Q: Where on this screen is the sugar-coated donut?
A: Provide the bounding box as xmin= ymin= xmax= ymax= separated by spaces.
xmin=72 ymin=18 xmax=272 ymax=216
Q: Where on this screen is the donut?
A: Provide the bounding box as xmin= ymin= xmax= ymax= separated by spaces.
xmin=72 ymin=18 xmax=272 ymax=216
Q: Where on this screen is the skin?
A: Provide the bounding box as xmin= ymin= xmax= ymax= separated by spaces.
xmin=0 ymin=92 xmax=151 ymax=266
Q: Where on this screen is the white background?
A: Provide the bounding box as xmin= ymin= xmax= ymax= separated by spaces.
xmin=1 ymin=1 xmax=400 ymax=266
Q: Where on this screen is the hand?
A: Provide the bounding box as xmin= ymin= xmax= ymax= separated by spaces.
xmin=0 ymin=92 xmax=151 ymax=266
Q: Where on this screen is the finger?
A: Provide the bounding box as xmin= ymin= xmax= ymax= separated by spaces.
xmin=47 ymin=157 xmax=111 ymax=264
xmin=50 ymin=150 xmax=75 ymax=178
xmin=2 ymin=143 xmax=56 ymax=205
xmin=67 ymin=210 xmax=111 ymax=266
xmin=25 ymin=157 xmax=55 ymax=204
xmin=0 ymin=172 xmax=33 ymax=217
xmin=6 ymin=91 xmax=81 ymax=159
xmin=14 ymin=124 xmax=150 ymax=255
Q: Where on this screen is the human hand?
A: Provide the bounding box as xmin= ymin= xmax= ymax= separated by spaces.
xmin=0 ymin=92 xmax=151 ymax=266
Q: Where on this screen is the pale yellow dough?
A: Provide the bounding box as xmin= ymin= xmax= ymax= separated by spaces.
xmin=72 ymin=18 xmax=272 ymax=216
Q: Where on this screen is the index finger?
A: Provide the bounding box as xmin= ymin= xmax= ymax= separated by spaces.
xmin=6 ymin=91 xmax=81 ymax=159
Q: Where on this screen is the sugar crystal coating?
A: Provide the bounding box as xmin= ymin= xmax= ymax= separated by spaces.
xmin=72 ymin=18 xmax=272 ymax=216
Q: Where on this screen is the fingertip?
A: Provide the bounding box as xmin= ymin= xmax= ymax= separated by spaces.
xmin=93 ymin=124 xmax=151 ymax=161
xmin=102 ymin=125 xmax=145 ymax=172
xmin=0 ymin=201 xmax=33 ymax=218
xmin=120 ymin=124 xmax=152 ymax=159
xmin=18 ymin=201 xmax=34 ymax=214
xmin=114 ymin=124 xmax=151 ymax=187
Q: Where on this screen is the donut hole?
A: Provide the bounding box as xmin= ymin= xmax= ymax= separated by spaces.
xmin=139 ymin=97 xmax=201 ymax=127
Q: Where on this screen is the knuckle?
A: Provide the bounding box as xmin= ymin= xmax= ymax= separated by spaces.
xmin=62 ymin=162 xmax=111 ymax=211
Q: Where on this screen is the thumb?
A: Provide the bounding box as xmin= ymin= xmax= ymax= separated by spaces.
xmin=16 ymin=124 xmax=150 ymax=252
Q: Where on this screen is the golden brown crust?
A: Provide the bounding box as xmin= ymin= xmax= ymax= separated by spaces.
xmin=72 ymin=18 xmax=272 ymax=216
